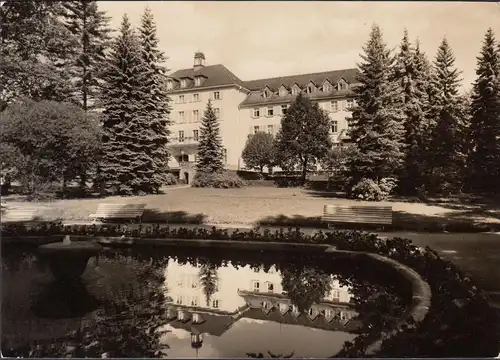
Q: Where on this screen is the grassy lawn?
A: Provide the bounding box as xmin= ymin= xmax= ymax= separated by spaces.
xmin=3 ymin=186 xmax=500 ymax=230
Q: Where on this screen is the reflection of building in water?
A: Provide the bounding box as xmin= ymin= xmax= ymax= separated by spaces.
xmin=163 ymin=260 xmax=361 ymax=340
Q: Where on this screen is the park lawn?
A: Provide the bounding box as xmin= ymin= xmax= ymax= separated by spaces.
xmin=3 ymin=186 xmax=500 ymax=229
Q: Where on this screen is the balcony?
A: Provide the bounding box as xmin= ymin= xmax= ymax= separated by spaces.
xmin=168 ymin=136 xmax=199 ymax=147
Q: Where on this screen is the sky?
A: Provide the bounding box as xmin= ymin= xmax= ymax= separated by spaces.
xmin=99 ymin=1 xmax=500 ymax=91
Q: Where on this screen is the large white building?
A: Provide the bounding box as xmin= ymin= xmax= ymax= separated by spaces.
xmin=166 ymin=52 xmax=359 ymax=183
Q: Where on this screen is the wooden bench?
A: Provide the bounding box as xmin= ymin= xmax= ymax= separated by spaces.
xmin=322 ymin=204 xmax=392 ymax=228
xmin=1 ymin=207 xmax=39 ymax=223
xmin=89 ymin=203 xmax=146 ymax=224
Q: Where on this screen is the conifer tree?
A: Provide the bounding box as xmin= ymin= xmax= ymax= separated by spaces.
xmin=274 ymin=92 xmax=332 ymax=185
xmin=99 ymin=14 xmax=155 ymax=195
xmin=196 ymin=100 xmax=225 ymax=173
xmin=138 ymin=7 xmax=172 ymax=187
xmin=62 ymin=0 xmax=113 ymax=111
xmin=426 ymin=38 xmax=467 ymax=194
xmin=348 ymin=24 xmax=406 ymax=184
xmin=393 ymin=30 xmax=429 ymax=194
xmin=468 ymin=28 xmax=500 ymax=193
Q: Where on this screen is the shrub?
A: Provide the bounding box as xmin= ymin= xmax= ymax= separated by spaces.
xmin=192 ymin=171 xmax=246 ymax=188
xmin=379 ymin=177 xmax=399 ymax=197
xmin=349 ymin=178 xmax=385 ymax=201
xmin=164 ymin=173 xmax=178 ymax=186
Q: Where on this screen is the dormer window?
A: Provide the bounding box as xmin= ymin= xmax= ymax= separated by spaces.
xmin=180 ymin=79 xmax=187 ymax=88
xmin=262 ymin=87 xmax=272 ymax=98
xmin=323 ymin=80 xmax=332 ymax=93
xmin=278 ymin=85 xmax=288 ymax=97
xmin=337 ymin=79 xmax=348 ymax=91
xmin=194 ymin=77 xmax=202 ymax=86
xmin=167 ymin=80 xmax=173 ymax=90
xmin=291 ymin=84 xmax=301 ymax=96
xmin=306 ymin=82 xmax=316 ymax=94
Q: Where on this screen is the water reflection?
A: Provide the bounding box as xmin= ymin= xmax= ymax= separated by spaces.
xmin=2 ymin=246 xmax=407 ymax=358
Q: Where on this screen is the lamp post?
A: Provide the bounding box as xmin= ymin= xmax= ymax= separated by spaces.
xmin=191 ymin=327 xmax=203 ymax=358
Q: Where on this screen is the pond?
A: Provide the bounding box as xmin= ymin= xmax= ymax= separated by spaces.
xmin=1 ymin=244 xmax=410 ymax=358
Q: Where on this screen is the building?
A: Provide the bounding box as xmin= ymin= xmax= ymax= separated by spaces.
xmin=167 ymin=52 xmax=359 ymax=183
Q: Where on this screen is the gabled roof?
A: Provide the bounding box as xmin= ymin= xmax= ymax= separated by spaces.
xmin=167 ymin=64 xmax=244 ymax=91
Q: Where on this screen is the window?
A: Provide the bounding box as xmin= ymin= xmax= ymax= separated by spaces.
xmin=332 ymin=289 xmax=340 ymax=302
xmin=180 ymin=79 xmax=187 ymax=88
xmin=193 ymin=130 xmax=199 ymax=141
xmin=325 ymin=308 xmax=334 ymax=320
xmin=223 ymin=148 xmax=227 ymax=163
xmin=338 ymin=81 xmax=347 ymax=91
xmin=340 ymin=311 xmax=349 ymax=321
xmin=254 ymin=126 xmax=260 ymax=134
xmin=307 ymin=84 xmax=316 ymax=94
xmin=178 ymin=130 xmax=184 ymax=142
xmin=167 ymin=80 xmax=173 ymax=90
xmin=178 ymin=111 xmax=185 ymax=123
xmin=192 ymin=313 xmax=202 ymax=323
xmin=175 ymin=295 xmax=183 ymax=305
xmin=292 ymin=85 xmax=300 ymax=95
xmin=179 ymin=95 xmax=185 ymax=103
xmin=252 ymin=280 xmax=260 ymax=292
xmin=194 ymin=77 xmax=201 ymax=86
xmin=346 ymin=99 xmax=354 ymax=110
xmin=331 ymin=120 xmax=338 ymax=133
xmin=212 ymin=299 xmax=220 ymax=308
xmin=263 ymin=301 xmax=272 ymax=310
xmin=279 ymin=303 xmax=288 ymax=314
xmin=267 ymin=125 xmax=274 ymax=134
xmin=190 ymin=296 xmax=199 ymax=306
xmin=331 ymin=101 xmax=339 ymax=112
xmin=253 ymin=108 xmax=260 ymax=118
xmin=323 ymin=81 xmax=332 ymax=92
xmin=267 ymin=282 xmax=274 ymax=292
xmin=190 ymin=275 xmax=199 ymax=288
xmin=281 ymin=104 xmax=288 ymax=115
xmin=193 ymin=110 xmax=199 ymax=122
xmin=213 ymin=91 xmax=220 ymax=100
xmin=263 ymin=88 xmax=272 ymax=98
xmin=214 ymin=108 xmax=220 ymax=119
xmin=267 ymin=107 xmax=274 ymax=116
xmin=193 ymin=93 xmax=200 ymax=102
xmin=178 ymin=310 xmax=186 ymax=320
xmin=308 ymin=308 xmax=315 ymax=316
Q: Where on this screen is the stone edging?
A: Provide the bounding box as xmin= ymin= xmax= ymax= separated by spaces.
xmin=2 ymin=235 xmax=432 ymax=356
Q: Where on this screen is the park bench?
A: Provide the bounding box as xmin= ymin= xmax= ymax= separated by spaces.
xmin=88 ymin=203 xmax=146 ymax=224
xmin=322 ymin=204 xmax=392 ymax=229
xmin=1 ymin=207 xmax=40 ymax=224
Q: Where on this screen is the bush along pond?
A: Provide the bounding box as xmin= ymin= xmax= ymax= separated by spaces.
xmin=1 ymin=222 xmax=500 ymax=358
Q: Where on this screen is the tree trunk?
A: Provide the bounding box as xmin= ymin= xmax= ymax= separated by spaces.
xmin=301 ymin=157 xmax=308 ymax=186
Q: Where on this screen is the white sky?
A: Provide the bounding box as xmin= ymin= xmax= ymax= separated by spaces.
xmin=99 ymin=1 xmax=500 ymax=90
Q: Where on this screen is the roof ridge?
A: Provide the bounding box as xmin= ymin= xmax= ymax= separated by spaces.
xmin=242 ymin=67 xmax=358 ymax=84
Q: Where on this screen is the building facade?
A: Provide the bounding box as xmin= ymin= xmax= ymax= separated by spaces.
xmin=167 ymin=53 xmax=359 ymax=183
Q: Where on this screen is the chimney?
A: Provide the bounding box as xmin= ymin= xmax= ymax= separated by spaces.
xmin=194 ymin=52 xmax=205 ymax=71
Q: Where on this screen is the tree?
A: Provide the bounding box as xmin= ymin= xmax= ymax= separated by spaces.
xmin=0 ymin=99 xmax=101 ymax=197
xmin=274 ymin=93 xmax=332 ymax=185
xmin=62 ymin=0 xmax=113 ymax=112
xmin=242 ymin=132 xmax=275 ymax=174
xmin=196 ymin=100 xmax=225 ymax=173
xmin=99 ymin=14 xmax=159 ymax=195
xmin=320 ymin=145 xmax=359 ymax=190
xmin=0 ymin=1 xmax=78 ymax=109
xmin=426 ymin=38 xmax=467 ymax=194
xmin=468 ymin=28 xmax=500 ymax=194
xmin=393 ymin=30 xmax=429 ymax=194
xmin=137 ymin=7 xmax=172 ymax=187
xmin=348 ymin=24 xmax=406 ymax=185
xmin=198 ymin=263 xmax=219 ymax=306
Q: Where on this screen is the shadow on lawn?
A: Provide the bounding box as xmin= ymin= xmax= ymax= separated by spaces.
xmin=142 ymin=209 xmax=206 ymax=224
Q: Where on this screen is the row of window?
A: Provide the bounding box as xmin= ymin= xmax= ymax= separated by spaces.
xmin=176 ymin=149 xmax=228 ymax=164
xmin=177 ymin=108 xmax=220 ymax=123
xmin=175 ymin=295 xmax=220 ymax=308
xmin=251 ymin=120 xmax=341 ymax=135
xmin=251 ymin=99 xmax=354 ymax=119
xmin=251 ymin=280 xmax=275 ymax=293
xmin=262 ymin=79 xmax=349 ymax=99
xmin=176 ymin=91 xmax=221 ymax=104
xmin=263 ymin=301 xmax=351 ymax=320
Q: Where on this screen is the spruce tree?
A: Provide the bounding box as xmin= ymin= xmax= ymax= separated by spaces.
xmin=196 ymin=100 xmax=225 ymax=173
xmin=426 ymin=38 xmax=467 ymax=194
xmin=468 ymin=28 xmax=500 ymax=194
xmin=393 ymin=30 xmax=428 ymax=194
xmin=138 ymin=7 xmax=172 ymax=188
xmin=274 ymin=92 xmax=332 ymax=185
xmin=62 ymin=0 xmax=113 ymax=111
xmin=348 ymin=24 xmax=406 ymax=184
xmin=99 ymin=14 xmax=154 ymax=195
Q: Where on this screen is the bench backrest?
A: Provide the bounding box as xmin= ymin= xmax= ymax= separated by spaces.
xmin=1 ymin=208 xmax=38 ymax=223
xmin=322 ymin=204 xmax=392 ymax=225
xmin=93 ymin=203 xmax=146 ymax=219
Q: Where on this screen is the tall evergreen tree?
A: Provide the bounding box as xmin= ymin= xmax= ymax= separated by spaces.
xmin=393 ymin=30 xmax=429 ymax=194
xmin=274 ymin=93 xmax=332 ymax=185
xmin=62 ymin=0 xmax=113 ymax=111
xmin=99 ymin=14 xmax=156 ymax=195
xmin=196 ymin=100 xmax=225 ymax=173
xmin=138 ymin=7 xmax=172 ymax=187
xmin=426 ymin=38 xmax=467 ymax=194
xmin=348 ymin=24 xmax=406 ymax=184
xmin=468 ymin=28 xmax=500 ymax=193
